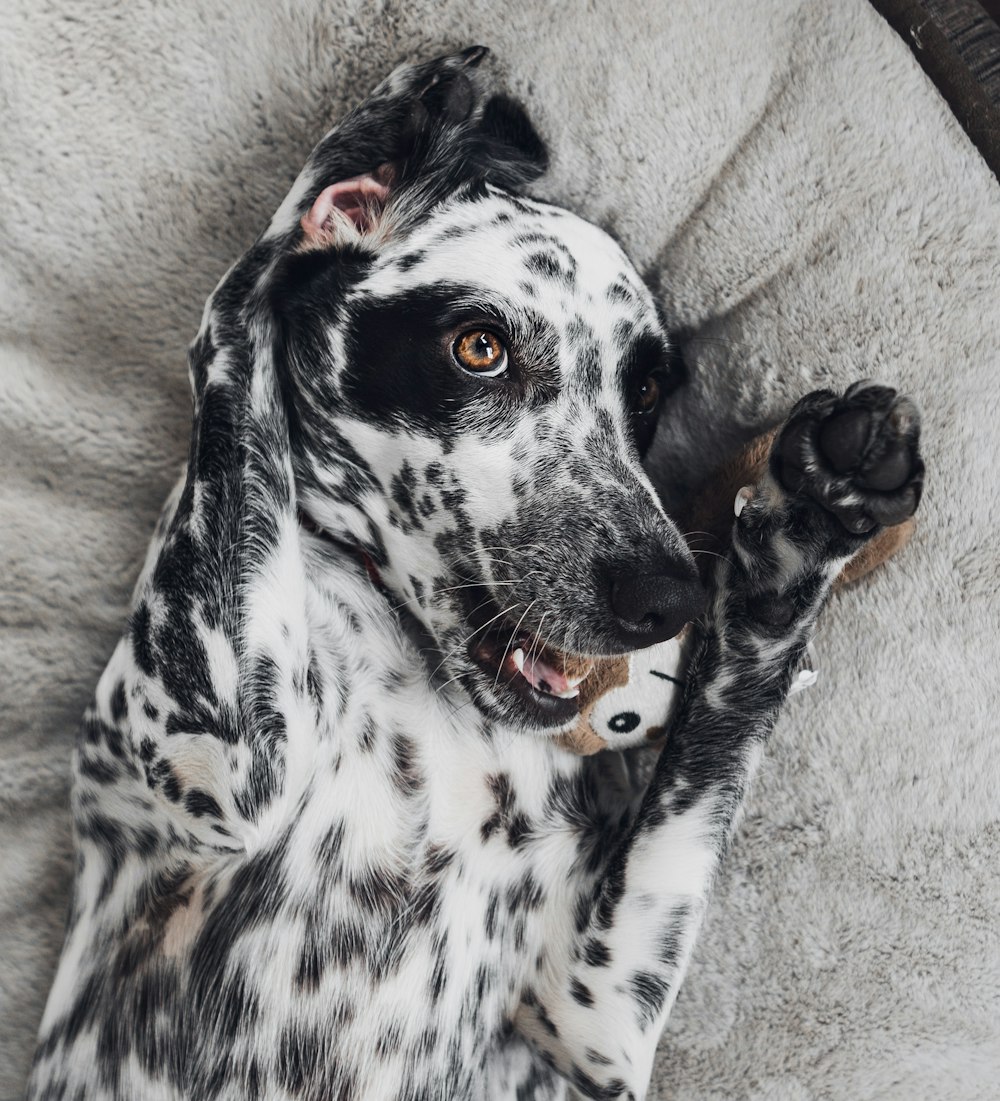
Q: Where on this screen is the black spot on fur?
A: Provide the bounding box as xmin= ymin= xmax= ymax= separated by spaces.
xmin=151 ymin=760 xmax=182 ymax=804
xmin=484 ymin=888 xmax=500 ymax=940
xmin=506 ymin=812 xmax=531 ymax=849
xmin=348 ymin=865 xmax=408 ymax=915
xmin=315 ymin=822 xmax=344 ymax=867
xmin=525 ymin=250 xmax=563 ymax=280
xmin=657 ymin=905 xmax=690 ymax=968
xmin=396 ymin=250 xmax=426 ymax=271
xmin=277 ymin=1024 xmax=322 ymax=1094
xmin=184 ymin=789 xmax=222 ymax=819
xmin=506 ymin=872 xmax=545 ymax=913
xmin=583 ymin=938 xmax=611 ymax=967
xmin=569 ymin=977 xmax=594 ymax=1007
xmin=110 ymin=680 xmax=128 ymax=723
xmin=130 ymin=602 xmax=156 ymax=677
xmin=391 ymin=732 xmax=421 ymax=794
xmin=627 ymin=969 xmax=671 ymax=1028
xmin=78 ymin=755 xmax=120 ymax=785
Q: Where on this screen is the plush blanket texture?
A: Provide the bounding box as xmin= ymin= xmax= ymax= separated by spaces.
xmin=1 ymin=0 xmax=997 ymax=1097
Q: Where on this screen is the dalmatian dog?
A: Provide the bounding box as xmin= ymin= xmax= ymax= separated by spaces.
xmin=27 ymin=47 xmax=924 ymax=1101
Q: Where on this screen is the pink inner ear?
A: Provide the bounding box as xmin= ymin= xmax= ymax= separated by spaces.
xmin=302 ymin=174 xmax=391 ymax=239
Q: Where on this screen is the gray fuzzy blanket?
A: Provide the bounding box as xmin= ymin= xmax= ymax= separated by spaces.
xmin=1 ymin=0 xmax=997 ymax=1097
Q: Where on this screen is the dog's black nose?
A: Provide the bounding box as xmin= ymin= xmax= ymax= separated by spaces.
xmin=606 ymin=554 xmax=706 ymax=649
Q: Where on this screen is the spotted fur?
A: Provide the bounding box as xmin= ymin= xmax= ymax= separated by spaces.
xmin=27 ymin=49 xmax=923 ymax=1101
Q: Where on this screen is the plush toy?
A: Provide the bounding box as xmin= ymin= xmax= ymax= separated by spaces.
xmin=557 ymin=428 xmax=915 ymax=755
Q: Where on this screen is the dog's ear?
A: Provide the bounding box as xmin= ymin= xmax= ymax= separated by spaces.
xmin=277 ymin=48 xmax=549 ymax=250
xmin=401 ymin=89 xmax=550 ymax=196
xmin=299 ymin=167 xmax=394 ymax=250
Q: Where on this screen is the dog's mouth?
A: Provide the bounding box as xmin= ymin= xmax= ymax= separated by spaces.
xmin=297 ymin=510 xmax=597 ymax=726
xmin=462 ymin=587 xmax=594 ymax=725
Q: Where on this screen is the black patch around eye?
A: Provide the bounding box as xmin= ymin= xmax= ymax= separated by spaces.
xmin=340 ymin=285 xmax=513 ymax=431
xmin=621 ymin=331 xmax=672 ymax=456
xmin=337 ymin=283 xmax=562 ymax=429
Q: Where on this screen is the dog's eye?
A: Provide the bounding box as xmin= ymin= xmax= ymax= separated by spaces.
xmin=633 ymin=374 xmax=661 ymax=415
xmin=453 ymin=330 xmax=508 ymax=377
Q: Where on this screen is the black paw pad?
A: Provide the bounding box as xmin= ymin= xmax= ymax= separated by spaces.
xmin=817 ymin=407 xmax=875 ymax=474
xmin=775 ymin=381 xmax=924 ymax=535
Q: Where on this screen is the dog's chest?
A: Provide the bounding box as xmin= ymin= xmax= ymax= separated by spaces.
xmin=193 ymin=763 xmax=572 ymax=1096
xmin=36 ymin=556 xmax=601 ymax=1101
xmin=179 ymin=562 xmax=590 ymax=1093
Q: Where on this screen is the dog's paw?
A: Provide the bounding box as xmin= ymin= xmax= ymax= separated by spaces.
xmin=773 ymin=382 xmax=924 ymax=535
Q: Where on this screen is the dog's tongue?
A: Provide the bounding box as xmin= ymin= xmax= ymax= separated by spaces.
xmin=512 ymin=648 xmax=592 ymax=700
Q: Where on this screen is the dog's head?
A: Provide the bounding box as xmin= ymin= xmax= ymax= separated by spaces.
xmin=270 ymin=49 xmax=704 ymax=732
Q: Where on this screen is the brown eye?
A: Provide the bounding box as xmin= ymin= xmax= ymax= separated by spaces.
xmin=452 ymin=330 xmax=508 ymax=377
xmin=634 ymin=374 xmax=661 ymax=414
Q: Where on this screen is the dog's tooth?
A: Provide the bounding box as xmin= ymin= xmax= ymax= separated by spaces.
xmin=549 ymin=684 xmax=580 ymax=699
xmin=563 ymin=664 xmax=594 ymax=689
xmin=512 ymin=648 xmax=526 ymax=674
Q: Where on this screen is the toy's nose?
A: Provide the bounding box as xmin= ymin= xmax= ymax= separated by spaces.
xmin=605 ymin=552 xmax=706 ymax=649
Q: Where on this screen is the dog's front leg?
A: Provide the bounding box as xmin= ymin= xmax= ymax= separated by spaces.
xmin=517 ymin=383 xmax=924 ymax=1101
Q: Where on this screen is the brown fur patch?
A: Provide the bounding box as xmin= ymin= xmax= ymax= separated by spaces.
xmin=837 ymin=517 xmax=915 ymax=586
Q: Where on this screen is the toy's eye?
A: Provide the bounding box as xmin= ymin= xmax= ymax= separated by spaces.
xmin=608 ymin=711 xmax=641 ymax=734
xmin=633 ymin=374 xmax=661 ymax=415
xmin=453 ymin=330 xmax=508 ymax=377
